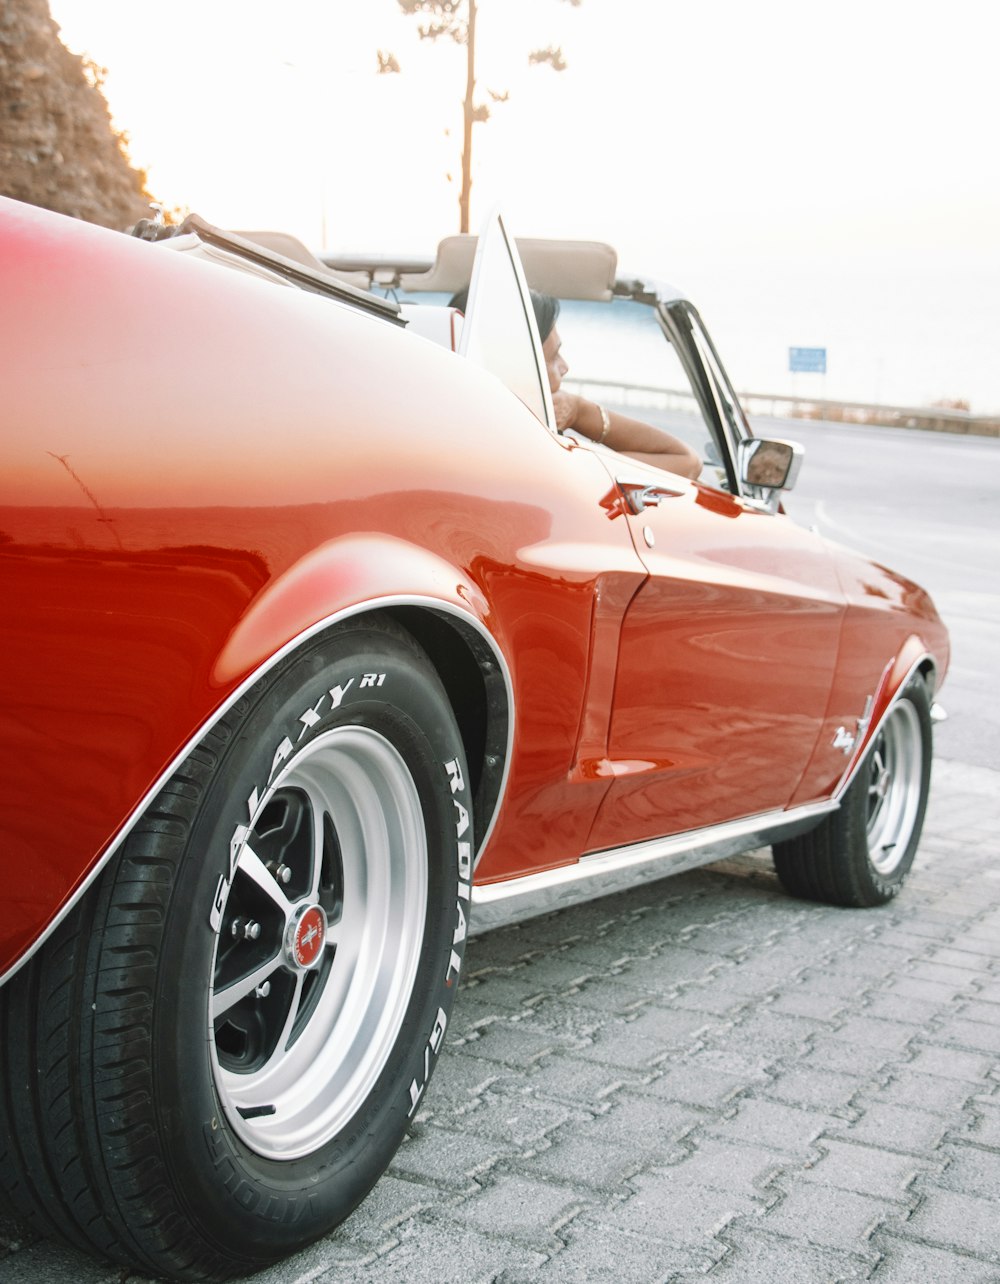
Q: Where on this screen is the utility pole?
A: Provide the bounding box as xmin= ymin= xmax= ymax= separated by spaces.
xmin=459 ymin=0 xmax=477 ymax=233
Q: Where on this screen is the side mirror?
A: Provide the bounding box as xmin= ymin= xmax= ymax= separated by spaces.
xmin=738 ymin=437 xmax=804 ymax=493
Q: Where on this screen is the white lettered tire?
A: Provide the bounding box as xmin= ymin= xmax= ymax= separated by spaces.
xmin=0 ymin=615 xmax=472 ymax=1280
xmin=772 ymin=675 xmax=932 ymax=907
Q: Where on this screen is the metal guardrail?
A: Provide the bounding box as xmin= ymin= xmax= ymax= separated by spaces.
xmin=564 ymin=377 xmax=698 ymax=411
xmin=567 ymin=378 xmax=1000 ymax=438
xmin=740 ymin=391 xmax=1000 ymax=437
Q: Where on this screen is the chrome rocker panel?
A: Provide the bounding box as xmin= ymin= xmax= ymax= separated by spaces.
xmin=470 ymin=798 xmax=836 ymax=934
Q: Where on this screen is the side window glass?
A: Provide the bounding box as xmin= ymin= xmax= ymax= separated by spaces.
xmin=552 ymin=296 xmax=728 ymax=487
xmin=683 ymin=305 xmax=751 ymax=452
xmin=459 ymin=213 xmax=553 ymax=427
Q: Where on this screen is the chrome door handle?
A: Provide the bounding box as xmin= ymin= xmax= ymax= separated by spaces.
xmin=615 ymin=478 xmax=686 ymax=515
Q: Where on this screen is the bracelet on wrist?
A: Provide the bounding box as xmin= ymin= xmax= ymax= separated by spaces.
xmin=597 ymin=404 xmax=611 ymax=444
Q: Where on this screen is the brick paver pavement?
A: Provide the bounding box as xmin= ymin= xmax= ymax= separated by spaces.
xmin=2 ymin=756 xmax=998 ymax=1282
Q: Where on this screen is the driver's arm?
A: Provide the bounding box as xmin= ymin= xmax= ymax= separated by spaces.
xmin=553 ymin=392 xmax=702 ymax=480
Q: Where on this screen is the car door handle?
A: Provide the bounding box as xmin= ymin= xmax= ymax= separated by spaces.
xmin=615 ymin=478 xmax=686 ymax=515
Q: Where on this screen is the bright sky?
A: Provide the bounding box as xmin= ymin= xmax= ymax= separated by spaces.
xmin=48 ymin=0 xmax=1000 ymax=412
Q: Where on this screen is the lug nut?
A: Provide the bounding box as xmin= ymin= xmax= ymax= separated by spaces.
xmin=230 ymin=917 xmax=262 ymax=941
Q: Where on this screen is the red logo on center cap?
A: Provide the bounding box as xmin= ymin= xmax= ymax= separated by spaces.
xmin=292 ymin=906 xmax=326 ymax=969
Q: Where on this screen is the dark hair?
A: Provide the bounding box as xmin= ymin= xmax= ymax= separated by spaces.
xmin=529 ymin=290 xmax=560 ymax=343
xmin=448 ymin=287 xmax=560 ymax=343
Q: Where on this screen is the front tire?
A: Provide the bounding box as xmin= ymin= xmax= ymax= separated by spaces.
xmin=0 ymin=616 xmax=473 ymax=1280
xmin=772 ymin=675 xmax=932 ymax=907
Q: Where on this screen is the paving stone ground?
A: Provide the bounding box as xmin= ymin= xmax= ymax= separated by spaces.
xmin=2 ymin=756 xmax=998 ymax=1284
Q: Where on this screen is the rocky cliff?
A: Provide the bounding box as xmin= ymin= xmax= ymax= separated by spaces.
xmin=0 ymin=0 xmax=151 ymax=229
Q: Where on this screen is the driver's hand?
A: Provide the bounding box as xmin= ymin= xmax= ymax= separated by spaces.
xmin=552 ymin=391 xmax=581 ymax=432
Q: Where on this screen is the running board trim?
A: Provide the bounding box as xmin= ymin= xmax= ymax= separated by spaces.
xmin=470 ymin=799 xmax=837 ymax=934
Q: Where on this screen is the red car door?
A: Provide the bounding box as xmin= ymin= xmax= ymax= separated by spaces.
xmin=585 ymin=471 xmax=845 ymax=850
xmin=582 ymin=303 xmax=847 ymax=851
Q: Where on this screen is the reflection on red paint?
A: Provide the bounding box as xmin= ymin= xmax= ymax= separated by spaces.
xmin=0 ymin=199 xmax=950 ymax=978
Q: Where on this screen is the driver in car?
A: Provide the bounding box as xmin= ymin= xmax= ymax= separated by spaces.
xmin=530 ymin=290 xmax=702 ymax=480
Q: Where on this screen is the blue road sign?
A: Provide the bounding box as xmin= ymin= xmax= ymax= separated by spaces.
xmin=789 ymin=346 xmax=827 ymax=374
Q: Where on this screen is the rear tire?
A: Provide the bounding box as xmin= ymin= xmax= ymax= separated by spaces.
xmin=772 ymin=676 xmax=932 ymax=907
xmin=0 ymin=616 xmax=472 ymax=1281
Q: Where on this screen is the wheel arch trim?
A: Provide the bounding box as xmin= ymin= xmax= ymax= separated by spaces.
xmin=0 ymin=594 xmax=514 ymax=989
xmin=834 ymin=645 xmax=937 ymax=803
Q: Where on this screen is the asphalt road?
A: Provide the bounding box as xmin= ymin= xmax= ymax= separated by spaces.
xmin=2 ymin=419 xmax=998 ymax=1283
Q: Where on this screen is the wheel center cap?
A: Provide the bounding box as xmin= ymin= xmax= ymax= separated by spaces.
xmin=286 ymin=904 xmax=328 ymax=970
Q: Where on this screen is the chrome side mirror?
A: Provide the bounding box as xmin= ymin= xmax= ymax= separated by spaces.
xmin=738 ymin=437 xmax=804 ymax=494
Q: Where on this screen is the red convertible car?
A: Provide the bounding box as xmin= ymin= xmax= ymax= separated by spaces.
xmin=0 ymin=197 xmax=948 ymax=1281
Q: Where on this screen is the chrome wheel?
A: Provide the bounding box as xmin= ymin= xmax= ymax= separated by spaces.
xmin=865 ymin=700 xmax=923 ymax=876
xmin=209 ymin=725 xmax=428 ymax=1160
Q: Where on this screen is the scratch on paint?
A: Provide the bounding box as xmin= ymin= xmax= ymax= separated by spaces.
xmin=47 ymin=452 xmax=124 ymax=549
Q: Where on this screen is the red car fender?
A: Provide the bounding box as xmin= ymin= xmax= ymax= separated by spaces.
xmin=834 ymin=635 xmax=940 ymax=800
xmin=0 ymin=576 xmax=511 ymax=986
xmin=212 ymin=533 xmax=492 ymax=684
